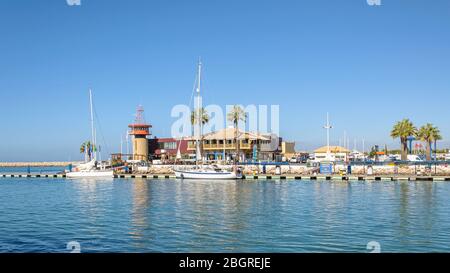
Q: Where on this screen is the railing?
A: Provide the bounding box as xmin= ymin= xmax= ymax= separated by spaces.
xmin=349 ymin=160 xmax=450 ymax=166
xmin=187 ymin=142 xmax=256 ymax=150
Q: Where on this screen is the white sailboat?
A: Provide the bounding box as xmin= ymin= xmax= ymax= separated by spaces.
xmin=66 ymin=89 xmax=114 ymax=178
xmin=174 ymin=165 xmax=239 ymax=180
xmin=174 ymin=60 xmax=241 ymax=180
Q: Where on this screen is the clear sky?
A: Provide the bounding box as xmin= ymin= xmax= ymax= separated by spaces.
xmin=0 ymin=0 xmax=449 ymax=161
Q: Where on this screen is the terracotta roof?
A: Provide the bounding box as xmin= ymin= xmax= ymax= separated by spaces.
xmin=185 ymin=128 xmax=271 ymax=141
xmin=314 ymin=146 xmax=350 ymax=153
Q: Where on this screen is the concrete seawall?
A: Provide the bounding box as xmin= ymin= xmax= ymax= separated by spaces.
xmin=133 ymin=164 xmax=450 ymax=176
xmin=1 ymin=173 xmax=450 ymax=181
xmin=0 ymin=162 xmax=79 ymax=167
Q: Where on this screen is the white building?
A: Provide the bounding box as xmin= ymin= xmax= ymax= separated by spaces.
xmin=349 ymin=150 xmax=365 ymax=161
xmin=314 ymin=146 xmax=350 ymax=162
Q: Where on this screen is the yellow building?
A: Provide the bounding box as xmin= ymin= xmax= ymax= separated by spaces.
xmin=281 ymin=142 xmax=296 ymax=158
xmin=128 ymin=106 xmax=151 ymax=161
xmin=186 ymin=127 xmax=280 ymax=161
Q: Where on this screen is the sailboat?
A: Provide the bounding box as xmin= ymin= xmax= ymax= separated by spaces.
xmin=174 ymin=61 xmax=241 ymax=180
xmin=66 ymin=89 xmax=114 ymax=178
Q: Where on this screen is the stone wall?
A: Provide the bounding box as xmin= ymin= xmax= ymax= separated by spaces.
xmin=131 ymin=164 xmax=450 ymax=176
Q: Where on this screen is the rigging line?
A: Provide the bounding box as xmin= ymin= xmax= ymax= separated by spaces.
xmin=92 ymin=101 xmax=110 ymax=158
xmin=188 ymin=71 xmax=198 ymax=110
xmin=174 ymin=65 xmax=200 ymax=160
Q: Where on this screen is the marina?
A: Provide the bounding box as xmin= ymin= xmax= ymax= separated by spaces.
xmin=1 ymin=0 xmax=450 ymax=258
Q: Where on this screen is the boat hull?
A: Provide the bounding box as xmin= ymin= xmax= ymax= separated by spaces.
xmin=174 ymin=170 xmax=238 ymax=180
xmin=66 ymin=170 xmax=114 ymax=178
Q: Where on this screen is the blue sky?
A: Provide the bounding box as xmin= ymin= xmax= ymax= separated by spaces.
xmin=0 ymin=0 xmax=449 ymax=161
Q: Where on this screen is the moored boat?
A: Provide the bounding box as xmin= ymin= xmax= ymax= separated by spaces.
xmin=65 ymin=89 xmax=114 ymax=178
xmin=175 ymin=60 xmax=240 ymax=180
xmin=174 ymin=165 xmax=240 ymax=180
xmin=66 ymin=169 xmax=113 ymax=178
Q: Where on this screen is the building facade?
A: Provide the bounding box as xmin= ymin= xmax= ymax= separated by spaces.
xmin=186 ymin=128 xmax=282 ymax=161
xmin=314 ymin=146 xmax=350 ymax=162
xmin=148 ymin=137 xmax=189 ymax=160
xmin=128 ymin=106 xmax=151 ymax=161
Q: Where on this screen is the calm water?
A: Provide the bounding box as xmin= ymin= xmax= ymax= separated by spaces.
xmin=0 ymin=178 xmax=449 ymax=253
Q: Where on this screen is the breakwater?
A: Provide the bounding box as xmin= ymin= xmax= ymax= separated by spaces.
xmin=0 ymin=162 xmax=79 ymax=167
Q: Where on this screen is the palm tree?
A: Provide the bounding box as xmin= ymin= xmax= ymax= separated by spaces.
xmin=190 ymin=108 xmax=210 ymax=127
xmin=79 ymin=141 xmax=94 ymax=161
xmin=417 ymin=123 xmax=442 ymax=161
xmin=390 ymin=119 xmax=417 ymax=161
xmin=227 ymin=105 xmax=247 ymax=163
xmin=191 ymin=108 xmax=210 ymax=159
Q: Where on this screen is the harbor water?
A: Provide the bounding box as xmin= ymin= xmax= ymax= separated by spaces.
xmin=0 ymin=177 xmax=449 ymax=253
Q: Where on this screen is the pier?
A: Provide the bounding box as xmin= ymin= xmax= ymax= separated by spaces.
xmin=1 ymin=173 xmax=450 ymax=181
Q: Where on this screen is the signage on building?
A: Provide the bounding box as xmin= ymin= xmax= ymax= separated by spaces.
xmin=320 ymin=163 xmax=333 ymax=174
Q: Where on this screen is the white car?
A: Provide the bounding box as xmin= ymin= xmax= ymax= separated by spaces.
xmin=407 ymin=155 xmax=424 ymax=162
xmin=443 ymin=151 xmax=450 ymax=161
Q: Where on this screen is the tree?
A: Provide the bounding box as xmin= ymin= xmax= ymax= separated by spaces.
xmin=191 ymin=108 xmax=210 ymax=160
xmin=390 ymin=119 xmax=417 ymax=161
xmin=417 ymin=123 xmax=442 ymax=161
xmin=190 ymin=107 xmax=210 ymax=127
xmin=227 ymin=105 xmax=247 ymax=163
xmin=368 ymin=146 xmax=377 ymax=159
xmin=80 ymin=141 xmax=94 ymax=161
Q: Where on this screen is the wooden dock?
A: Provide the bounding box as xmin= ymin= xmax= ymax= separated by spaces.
xmin=1 ymin=173 xmax=450 ymax=181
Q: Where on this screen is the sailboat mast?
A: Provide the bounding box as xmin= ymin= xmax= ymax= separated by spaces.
xmin=89 ymin=89 xmax=96 ymax=161
xmin=195 ymin=59 xmax=202 ymax=162
xmin=324 ymin=112 xmax=332 ymax=157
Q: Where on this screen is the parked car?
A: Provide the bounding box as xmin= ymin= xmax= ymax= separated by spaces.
xmin=444 ymin=151 xmax=450 ymax=161
xmin=289 ymin=157 xmax=298 ymax=163
xmin=407 ymin=154 xmax=425 ymax=162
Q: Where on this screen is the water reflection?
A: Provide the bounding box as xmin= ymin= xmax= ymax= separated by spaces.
xmin=68 ymin=178 xmax=115 ymax=244
xmin=166 ymin=180 xmax=299 ymax=251
xmin=129 ymin=179 xmax=150 ymax=248
xmin=3 ymin=178 xmax=449 ymax=252
xmin=70 ymin=178 xmax=114 ymax=209
xmin=173 ymin=180 xmax=245 ymax=251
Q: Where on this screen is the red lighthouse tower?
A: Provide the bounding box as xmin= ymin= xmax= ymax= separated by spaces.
xmin=128 ymin=105 xmax=152 ymax=160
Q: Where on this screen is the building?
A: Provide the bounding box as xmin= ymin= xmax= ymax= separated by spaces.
xmin=148 ymin=137 xmax=189 ymax=161
xmin=314 ymin=146 xmax=350 ymax=162
xmin=281 ymin=141 xmax=296 ymax=159
xmin=349 ymin=150 xmax=366 ymax=161
xmin=128 ymin=106 xmax=151 ymax=161
xmin=186 ymin=127 xmax=282 ymax=161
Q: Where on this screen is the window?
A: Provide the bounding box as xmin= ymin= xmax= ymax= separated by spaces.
xmin=160 ymin=141 xmax=177 ymax=150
